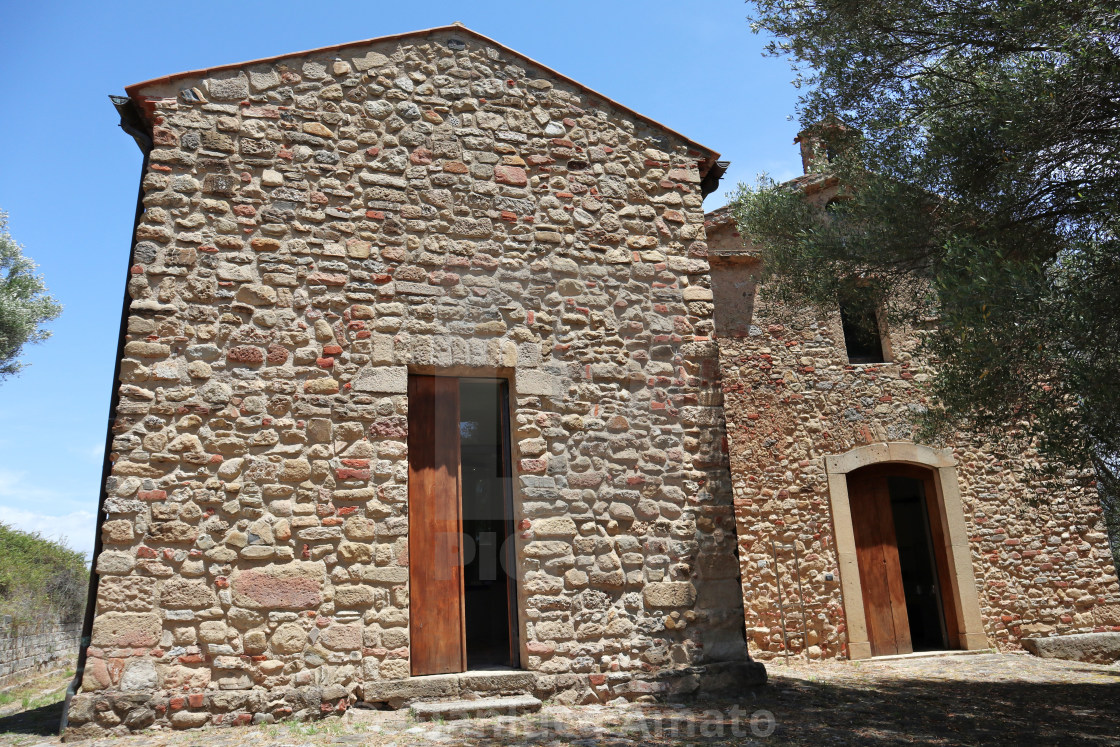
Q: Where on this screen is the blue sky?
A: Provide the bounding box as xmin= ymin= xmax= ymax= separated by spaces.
xmin=0 ymin=0 xmax=803 ymax=560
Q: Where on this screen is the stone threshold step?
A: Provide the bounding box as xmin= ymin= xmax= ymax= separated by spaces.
xmin=364 ymin=669 xmax=536 ymax=709
xmin=862 ymin=648 xmax=996 ymax=663
xmin=410 ymin=695 xmax=542 ymax=722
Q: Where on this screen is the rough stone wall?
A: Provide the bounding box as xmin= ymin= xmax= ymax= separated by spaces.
xmin=707 ymin=216 xmax=1120 ymax=662
xmin=0 ymin=618 xmax=81 ymax=688
xmin=68 ymin=27 xmax=747 ymax=736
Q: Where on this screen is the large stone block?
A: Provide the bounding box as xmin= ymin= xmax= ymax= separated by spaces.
xmin=98 ymin=576 xmax=157 ymax=612
xmin=643 ymin=582 xmax=698 ymax=608
xmin=123 ymin=341 xmax=170 ymax=358
xmin=95 ymin=551 xmax=135 ymax=576
xmin=160 ymin=579 xmax=218 ymax=609
xmin=364 ymin=672 xmax=459 ymax=707
xmin=155 ymin=663 xmax=211 ymax=690
xmin=206 ymin=72 xmax=249 ymax=100
xmin=320 ymin=622 xmax=363 ymax=650
xmin=353 ymin=366 xmax=408 ymax=393
xmin=101 ymin=519 xmax=135 ymax=544
xmin=147 ymin=520 xmax=198 ymax=544
xmin=90 ymin=612 xmax=161 ymax=648
xmin=533 ymin=517 xmax=578 ymax=538
xmin=230 ymin=562 xmax=325 ymax=610
xmin=334 ymin=585 xmax=375 ymax=608
xmin=280 ymin=458 xmax=312 ymax=482
xmin=1023 ymin=633 xmax=1120 ymax=664
xmin=343 ymin=515 xmax=378 ymax=541
xmin=120 ymin=658 xmax=158 ymax=691
xmin=352 ymin=50 xmax=390 ymax=71
xmin=361 ymin=566 xmax=409 ymax=584
xmin=516 ymin=369 xmax=560 ymax=397
xmin=270 ymin=622 xmax=309 ymax=654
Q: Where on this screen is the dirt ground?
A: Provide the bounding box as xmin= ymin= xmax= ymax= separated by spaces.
xmin=1 ymin=652 xmax=1118 ymax=746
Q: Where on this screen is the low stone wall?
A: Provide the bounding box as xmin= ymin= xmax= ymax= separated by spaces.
xmin=0 ymin=617 xmax=82 ymax=688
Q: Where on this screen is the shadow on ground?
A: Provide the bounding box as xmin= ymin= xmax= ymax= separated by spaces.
xmin=442 ymin=674 xmax=1120 ymax=746
xmin=2 ymin=659 xmax=1119 ymax=746
xmin=751 ymin=673 xmax=1120 ymax=745
xmin=0 ymin=701 xmax=63 ymax=739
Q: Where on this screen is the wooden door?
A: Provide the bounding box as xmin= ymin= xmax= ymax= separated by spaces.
xmin=849 ymin=469 xmax=913 ymax=656
xmin=408 ymin=375 xmax=466 ymax=675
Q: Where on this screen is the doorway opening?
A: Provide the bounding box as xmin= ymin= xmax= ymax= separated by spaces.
xmin=459 ymin=379 xmax=517 ymax=670
xmin=407 ymin=375 xmax=518 ymax=676
xmin=847 ymin=464 xmax=958 ymax=656
xmin=887 ymin=476 xmax=948 ymax=651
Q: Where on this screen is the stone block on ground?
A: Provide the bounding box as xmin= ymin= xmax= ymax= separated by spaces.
xmin=1022 ymin=633 xmax=1120 ymax=664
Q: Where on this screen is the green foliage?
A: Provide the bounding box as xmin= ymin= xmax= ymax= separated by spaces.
xmin=736 ymin=0 xmax=1120 ymax=565
xmin=0 ymin=211 xmax=62 ymax=380
xmin=736 ymin=4 xmax=1120 ymax=456
xmin=0 ymin=523 xmax=88 ymax=628
xmin=0 ymin=669 xmax=72 ymax=712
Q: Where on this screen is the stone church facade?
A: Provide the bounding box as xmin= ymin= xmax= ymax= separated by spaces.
xmin=705 ymin=147 xmax=1120 ymax=661
xmin=67 ymin=23 xmax=1119 ymax=738
xmin=66 ymin=25 xmax=756 ymax=736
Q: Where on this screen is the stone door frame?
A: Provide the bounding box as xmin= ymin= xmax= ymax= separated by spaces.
xmin=824 ymin=442 xmax=988 ymax=659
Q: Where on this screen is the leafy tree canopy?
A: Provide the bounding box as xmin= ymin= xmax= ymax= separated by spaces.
xmin=0 ymin=211 xmax=62 ymax=380
xmin=732 ymin=1 xmax=1120 ymax=491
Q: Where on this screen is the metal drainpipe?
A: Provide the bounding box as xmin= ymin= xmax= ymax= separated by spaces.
xmin=60 ymin=95 xmax=153 ymax=735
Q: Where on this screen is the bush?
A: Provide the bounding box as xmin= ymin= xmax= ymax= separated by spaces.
xmin=0 ymin=523 xmax=88 ymax=629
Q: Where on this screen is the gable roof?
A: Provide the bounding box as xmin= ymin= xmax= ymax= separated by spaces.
xmin=124 ymin=23 xmax=721 ymax=173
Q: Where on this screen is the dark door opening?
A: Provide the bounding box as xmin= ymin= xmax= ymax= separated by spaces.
xmin=888 ymin=476 xmax=948 ymax=651
xmin=849 ymin=465 xmax=956 ymax=657
xmin=458 ymin=379 xmax=517 ymax=670
xmin=408 ymin=375 xmax=518 ymax=676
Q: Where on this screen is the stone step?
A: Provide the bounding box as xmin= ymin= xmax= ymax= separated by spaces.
xmin=409 ymin=695 xmax=541 ymax=721
xmin=364 ymin=669 xmax=536 ymax=709
xmin=860 ymin=648 xmax=996 ymax=663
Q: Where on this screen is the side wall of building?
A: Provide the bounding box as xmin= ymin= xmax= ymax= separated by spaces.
xmin=707 ymin=218 xmax=1120 ymax=662
xmin=67 ymin=30 xmax=747 ymax=736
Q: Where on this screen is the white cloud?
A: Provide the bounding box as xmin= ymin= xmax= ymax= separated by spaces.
xmin=0 ymin=467 xmax=99 ymax=561
xmin=1 ymin=507 xmax=97 ymax=562
xmin=71 ymin=442 xmax=106 ymax=463
xmin=0 ymin=467 xmax=82 ymax=503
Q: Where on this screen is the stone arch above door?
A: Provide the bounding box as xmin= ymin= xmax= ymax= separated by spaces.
xmin=824 ymin=442 xmax=988 ymax=659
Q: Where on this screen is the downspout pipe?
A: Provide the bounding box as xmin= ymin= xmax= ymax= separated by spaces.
xmin=60 ymin=95 xmax=153 ymax=735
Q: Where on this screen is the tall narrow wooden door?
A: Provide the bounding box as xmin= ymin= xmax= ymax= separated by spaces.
xmin=407 ymin=375 xmax=466 ymax=675
xmin=848 ymin=470 xmax=913 ymax=656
